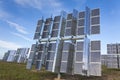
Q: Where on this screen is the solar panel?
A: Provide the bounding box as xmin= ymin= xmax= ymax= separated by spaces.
xmin=76 ymin=41 xmax=84 ymax=51
xmin=60 ymin=62 xmax=67 ymax=72
xmin=89 ymin=64 xmax=101 ymax=76
xmin=66 ymin=21 xmax=72 ymax=27
xmin=67 ymin=13 xmax=72 ymax=20
xmin=74 ymin=63 xmax=83 ymax=74
xmin=91 ymin=17 xmax=100 ymax=25
xmin=78 ymin=19 xmax=85 ymax=26
xmin=79 ymin=11 xmax=85 ymax=18
xmin=90 ymin=52 xmax=100 ymax=62
xmin=34 ymin=33 xmax=40 ymax=39
xmin=91 ymin=9 xmax=99 ymax=16
xmin=45 ymin=18 xmax=52 ymax=24
xmin=46 ymin=61 xmax=53 ymax=71
xmin=46 ymin=42 xmax=56 ymax=71
xmin=77 ymin=27 xmax=84 ymax=35
xmin=51 ymin=30 xmax=58 ymax=37
xmin=42 ymin=32 xmax=48 ymax=38
xmin=37 ymin=20 xmax=43 ymax=25
xmin=54 ymin=16 xmax=61 ymax=22
xmin=91 ymin=25 xmax=100 ymax=34
xmin=91 ymin=41 xmax=100 ymax=50
xmin=76 ymin=52 xmax=83 ymax=61
xmin=53 ymin=23 xmax=59 ymax=29
xmin=65 ymin=29 xmax=71 ymax=36
xmin=35 ymin=44 xmax=45 ymax=70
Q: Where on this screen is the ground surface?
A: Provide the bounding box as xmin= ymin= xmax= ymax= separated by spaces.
xmin=0 ymin=61 xmax=120 ymax=80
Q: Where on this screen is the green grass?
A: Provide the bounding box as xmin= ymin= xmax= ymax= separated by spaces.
xmin=0 ymin=61 xmax=120 ymax=80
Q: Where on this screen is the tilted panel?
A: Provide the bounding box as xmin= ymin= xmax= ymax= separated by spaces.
xmin=46 ymin=61 xmax=53 ymax=71
xmin=37 ymin=20 xmax=43 ymax=25
xmin=90 ymin=40 xmax=101 ymax=76
xmin=91 ymin=8 xmax=100 ymax=35
xmin=46 ymin=42 xmax=56 ymax=71
xmin=78 ymin=19 xmax=85 ymax=26
xmin=35 ymin=44 xmax=45 ymax=70
xmin=74 ymin=41 xmax=84 ymax=75
xmin=76 ymin=52 xmax=83 ymax=61
xmin=34 ymin=33 xmax=40 ymax=39
xmin=91 ymin=41 xmax=100 ymax=51
xmin=54 ymin=16 xmax=60 ymax=22
xmin=60 ymin=42 xmax=71 ymax=73
xmin=66 ymin=21 xmax=72 ymax=27
xmin=65 ymin=28 xmax=71 ymax=36
xmin=67 ymin=13 xmax=72 ymax=20
xmin=91 ymin=9 xmax=99 ymax=16
xmin=89 ymin=63 xmax=101 ymax=76
xmin=42 ymin=18 xmax=52 ymax=38
xmin=76 ymin=41 xmax=84 ymax=51
xmin=74 ymin=63 xmax=83 ymax=74
xmin=91 ymin=25 xmax=100 ymax=34
xmin=77 ymin=27 xmax=84 ymax=35
xmin=51 ymin=30 xmax=58 ymax=37
xmin=79 ymin=11 xmax=85 ymax=18
xmin=60 ymin=62 xmax=67 ymax=72
xmin=51 ymin=23 xmax=59 ymax=38
xmin=90 ymin=52 xmax=100 ymax=62
xmin=53 ymin=23 xmax=59 ymax=29
xmin=34 ymin=20 xmax=43 ymax=39
xmin=26 ymin=44 xmax=36 ymax=69
xmin=91 ymin=17 xmax=100 ymax=25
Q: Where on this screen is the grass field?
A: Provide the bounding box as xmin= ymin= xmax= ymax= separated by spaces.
xmin=0 ymin=61 xmax=120 ymax=80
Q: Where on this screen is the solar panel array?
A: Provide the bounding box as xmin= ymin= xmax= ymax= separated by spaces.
xmin=27 ymin=7 xmax=101 ymax=76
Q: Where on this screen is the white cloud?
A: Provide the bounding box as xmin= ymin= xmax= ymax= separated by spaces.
xmin=0 ymin=1 xmax=11 ymax=20
xmin=0 ymin=40 xmax=21 ymax=50
xmin=6 ymin=20 xmax=29 ymax=34
xmin=14 ymin=0 xmax=62 ymax=10
xmin=14 ymin=0 xmax=64 ymax=15
xmin=11 ymin=32 xmax=32 ymax=42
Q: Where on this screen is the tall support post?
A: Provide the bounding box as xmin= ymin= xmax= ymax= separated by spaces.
xmin=82 ymin=6 xmax=90 ymax=76
xmin=52 ymin=11 xmax=67 ymax=79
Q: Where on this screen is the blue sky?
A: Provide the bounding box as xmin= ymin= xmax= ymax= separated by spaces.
xmin=0 ymin=0 xmax=120 ymax=59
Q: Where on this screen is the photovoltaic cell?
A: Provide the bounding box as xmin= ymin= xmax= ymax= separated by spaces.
xmin=78 ymin=19 xmax=85 ymax=26
xmin=61 ymin=52 xmax=68 ymax=61
xmin=91 ymin=9 xmax=99 ymax=16
xmin=60 ymin=62 xmax=67 ymax=72
xmin=43 ymin=25 xmax=49 ymax=31
xmin=34 ymin=33 xmax=40 ymax=39
xmin=31 ymin=44 xmax=36 ymax=51
xmin=67 ymin=13 xmax=72 ymax=20
xmin=46 ymin=61 xmax=53 ymax=71
xmin=91 ymin=17 xmax=100 ymax=25
xmin=46 ymin=42 xmax=56 ymax=71
xmin=79 ymin=11 xmax=85 ymax=18
xmin=54 ymin=16 xmax=60 ymax=22
xmin=47 ymin=52 xmax=55 ymax=60
xmin=42 ymin=32 xmax=48 ymax=38
xmin=76 ymin=52 xmax=83 ymax=61
xmin=45 ymin=18 xmax=52 ymax=24
xmin=35 ymin=26 xmax=42 ymax=32
xmin=91 ymin=41 xmax=100 ymax=50
xmin=76 ymin=42 xmax=84 ymax=50
xmin=51 ymin=30 xmax=58 ymax=37
xmin=89 ymin=64 xmax=101 ymax=76
xmin=74 ymin=63 xmax=83 ymax=74
xmin=66 ymin=21 xmax=72 ymax=27
xmin=53 ymin=23 xmax=59 ymax=29
xmin=37 ymin=20 xmax=43 ymax=25
xmin=91 ymin=25 xmax=100 ymax=34
xmin=77 ymin=27 xmax=84 ymax=35
xmin=65 ymin=29 xmax=71 ymax=36
xmin=90 ymin=52 xmax=100 ymax=62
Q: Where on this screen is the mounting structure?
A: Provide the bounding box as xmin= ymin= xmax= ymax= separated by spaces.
xmin=26 ymin=7 xmax=101 ymax=76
